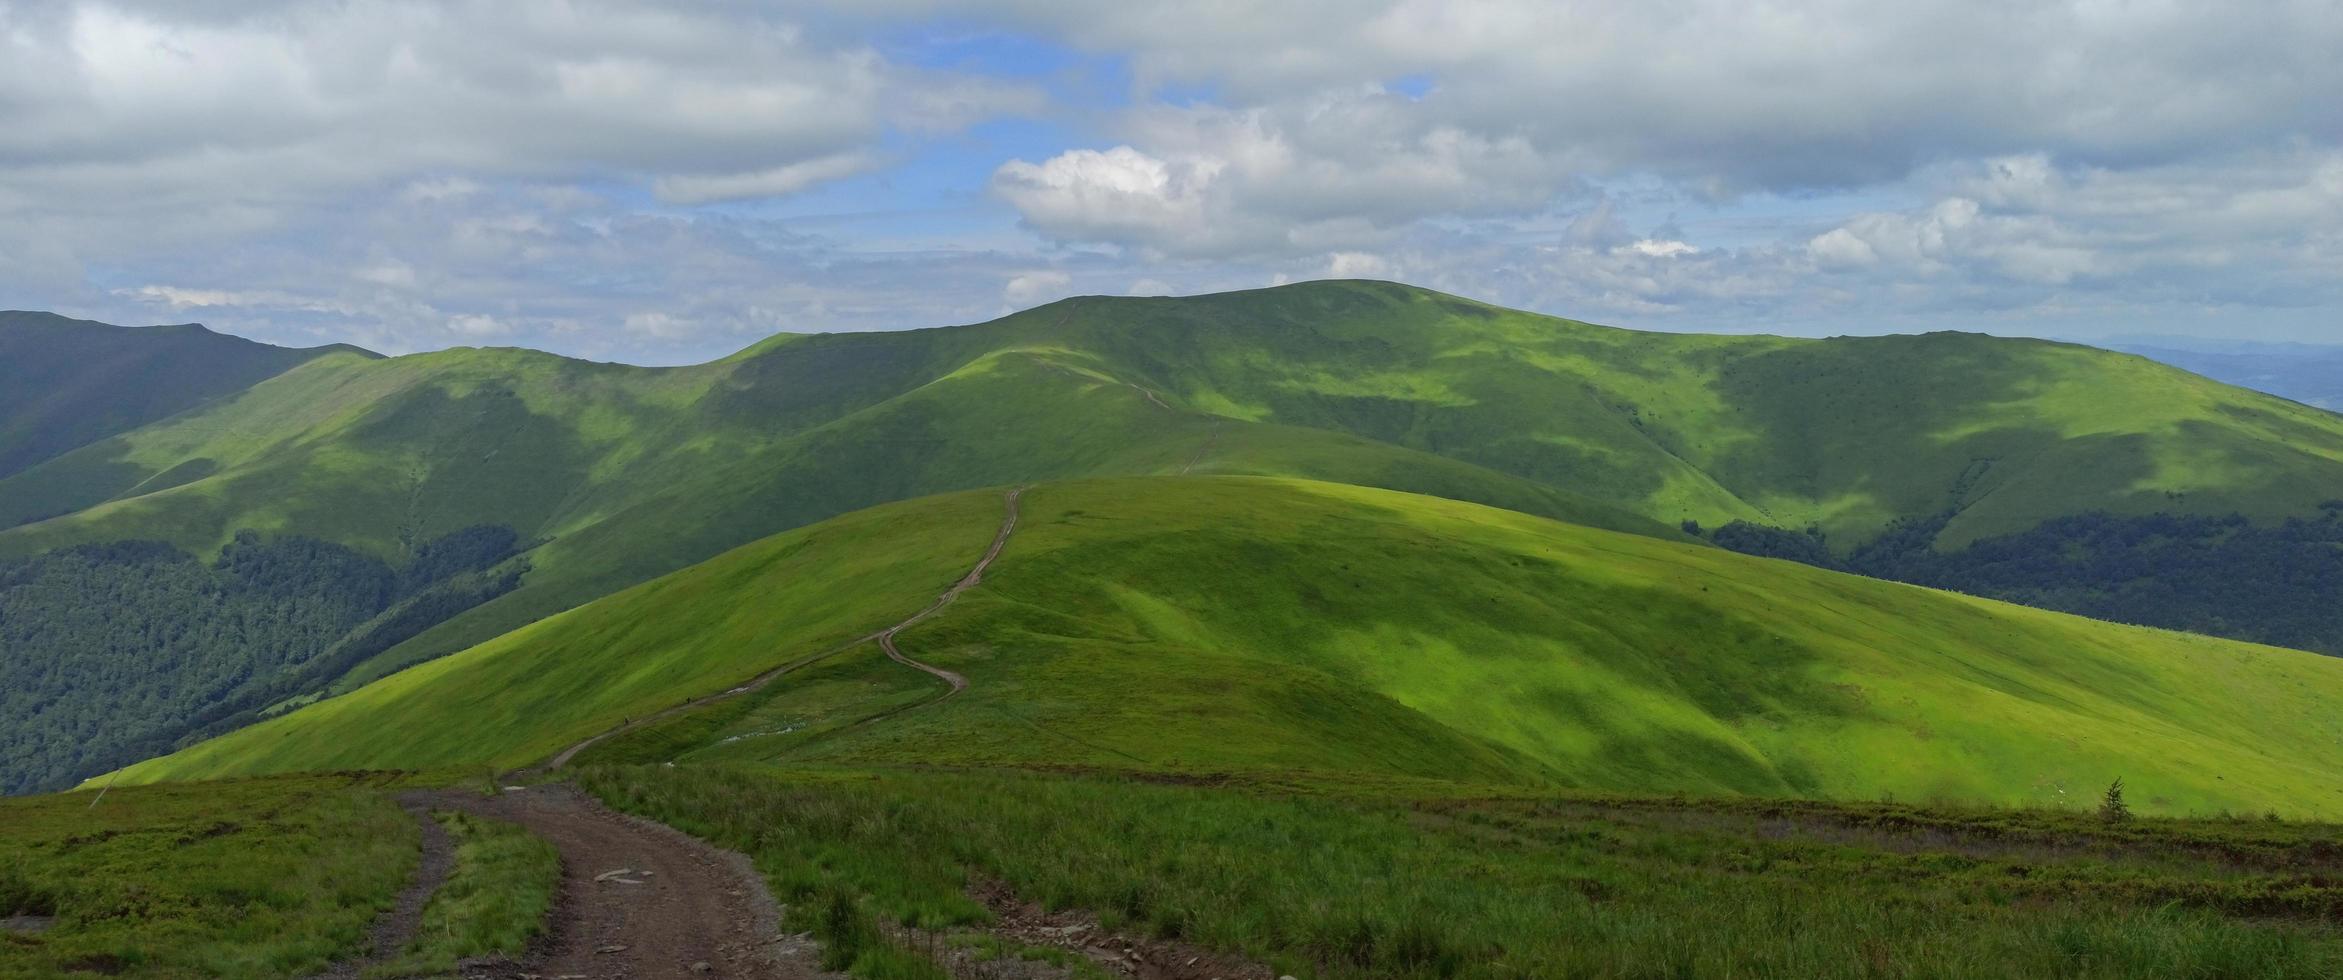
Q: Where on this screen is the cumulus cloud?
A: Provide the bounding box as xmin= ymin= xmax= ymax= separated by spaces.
xmin=995 ymin=92 xmax=1570 ymax=258
xmin=14 ymin=1 xmax=2343 ymax=355
xmin=1002 ymin=270 xmax=1073 ymax=306
xmin=931 ymin=0 xmax=2343 ymax=190
xmin=0 ymin=2 xmax=1033 ymax=258
xmin=1805 ymin=152 xmax=2343 ymax=300
xmin=652 ymin=152 xmax=882 ymax=205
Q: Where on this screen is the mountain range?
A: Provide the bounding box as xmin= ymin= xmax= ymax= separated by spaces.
xmin=8 ymin=280 xmax=2343 ymax=803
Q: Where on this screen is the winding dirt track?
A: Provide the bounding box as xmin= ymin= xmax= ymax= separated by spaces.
xmin=875 ymin=486 xmax=1021 ymax=699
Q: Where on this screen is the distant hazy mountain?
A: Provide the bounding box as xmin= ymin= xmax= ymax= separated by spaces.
xmin=2113 ymin=337 xmax=2343 ymax=410
xmin=0 ymin=311 xmax=369 ymax=480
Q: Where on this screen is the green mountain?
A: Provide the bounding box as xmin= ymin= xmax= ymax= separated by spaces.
xmin=0 ymin=311 xmax=364 ymax=483
xmin=14 ymin=279 xmax=2343 ymax=791
xmin=116 ymin=477 xmax=2343 ymax=817
xmin=18 ymin=281 xmax=2343 ymax=563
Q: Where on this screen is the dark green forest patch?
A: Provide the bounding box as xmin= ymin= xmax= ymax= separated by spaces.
xmin=1709 ymin=506 xmax=2343 ymax=654
xmin=0 ymin=527 xmax=524 ymax=793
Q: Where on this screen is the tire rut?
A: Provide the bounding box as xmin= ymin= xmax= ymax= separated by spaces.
xmin=309 ymin=794 xmax=455 ymax=979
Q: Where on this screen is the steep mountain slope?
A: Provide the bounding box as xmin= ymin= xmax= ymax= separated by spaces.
xmin=0 ymin=311 xmax=364 ymax=482
xmin=118 ymin=478 xmax=2343 ymax=817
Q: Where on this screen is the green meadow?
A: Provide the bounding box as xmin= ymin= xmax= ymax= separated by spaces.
xmin=0 ymin=776 xmax=414 ymax=979
xmin=579 ymin=764 xmax=2343 ymax=979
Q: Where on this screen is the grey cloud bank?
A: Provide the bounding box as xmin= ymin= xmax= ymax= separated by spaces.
xmin=2 ymin=0 xmax=2338 ymax=361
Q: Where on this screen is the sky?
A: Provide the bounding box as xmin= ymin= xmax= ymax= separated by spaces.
xmin=3 ymin=1 xmax=2340 ymax=364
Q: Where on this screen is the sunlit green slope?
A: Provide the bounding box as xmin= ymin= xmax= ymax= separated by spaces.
xmin=122 ymin=477 xmax=2343 ymax=817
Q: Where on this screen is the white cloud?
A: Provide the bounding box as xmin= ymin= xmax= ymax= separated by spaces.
xmin=622 ymin=312 xmax=690 ymax=339
xmin=652 ymin=152 xmax=882 ymax=205
xmin=0 ymin=1 xmax=1036 ymax=264
xmin=994 ymin=93 xmax=1570 ymax=258
xmin=354 ymin=260 xmax=417 ymax=288
xmin=448 ymin=313 xmax=509 ymax=337
xmin=994 ymin=147 xmax=1220 ymax=253
xmin=17 ymin=2 xmax=2343 ymax=355
xmin=1326 ymin=251 xmax=1393 ymax=279
xmin=1002 ymin=270 xmax=1073 ymax=306
xmin=1620 ymin=240 xmax=1698 ymax=259
xmin=930 ymin=1 xmax=2343 ymax=189
xmin=1807 ymin=229 xmax=1880 ymax=268
xmin=115 ymin=285 xmax=355 ymax=315
xmin=1783 ymin=150 xmax=2343 ymax=317
xmin=121 ymin=286 xmax=250 ymax=309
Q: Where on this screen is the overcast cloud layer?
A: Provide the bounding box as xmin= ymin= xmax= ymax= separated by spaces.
xmin=2 ymin=0 xmax=2338 ymax=362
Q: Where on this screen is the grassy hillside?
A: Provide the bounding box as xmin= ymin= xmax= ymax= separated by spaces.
xmin=109 ymin=489 xmax=1012 ymax=778
xmin=0 ymin=311 xmax=361 ymax=483
xmin=121 ymin=478 xmax=2343 ymax=817
xmin=989 ymin=282 xmax=2343 ymax=547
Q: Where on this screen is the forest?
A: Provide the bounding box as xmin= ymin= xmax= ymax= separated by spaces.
xmin=1709 ymin=505 xmax=2343 ymax=655
xmin=0 ymin=526 xmax=522 ymax=793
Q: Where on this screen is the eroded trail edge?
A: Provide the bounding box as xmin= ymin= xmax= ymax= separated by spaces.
xmin=308 ymin=796 xmax=455 ymax=980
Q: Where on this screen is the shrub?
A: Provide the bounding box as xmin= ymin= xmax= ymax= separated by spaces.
xmin=2099 ymin=778 xmax=2132 ymax=824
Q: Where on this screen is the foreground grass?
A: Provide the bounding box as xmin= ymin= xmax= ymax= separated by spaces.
xmin=583 ymin=764 xmax=2343 ymax=979
xmin=0 ymin=775 xmax=413 ymax=979
xmin=367 ymin=810 xmax=559 ymax=978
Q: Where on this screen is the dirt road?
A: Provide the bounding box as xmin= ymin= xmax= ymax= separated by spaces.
xmin=416 ymin=785 xmax=825 ymax=980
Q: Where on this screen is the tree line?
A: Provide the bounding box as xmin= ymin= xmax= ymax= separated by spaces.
xmin=1705 ymin=504 xmax=2343 ymax=655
